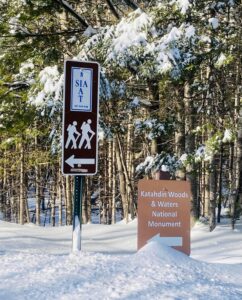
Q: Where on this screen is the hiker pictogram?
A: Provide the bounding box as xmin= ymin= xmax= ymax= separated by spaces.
xmin=65 ymin=121 xmax=80 ymax=149
xmin=78 ymin=119 xmax=95 ymax=149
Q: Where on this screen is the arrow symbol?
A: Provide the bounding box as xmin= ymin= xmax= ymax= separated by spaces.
xmin=147 ymin=234 xmax=183 ymax=247
xmin=65 ymin=155 xmax=95 ymax=168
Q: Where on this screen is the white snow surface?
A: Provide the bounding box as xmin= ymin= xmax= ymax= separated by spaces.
xmin=209 ymin=17 xmax=219 ymax=29
xmin=0 ymin=217 xmax=242 ymax=300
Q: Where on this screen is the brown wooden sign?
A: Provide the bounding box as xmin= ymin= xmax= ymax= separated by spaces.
xmin=62 ymin=60 xmax=99 ymax=175
xmin=138 ymin=180 xmax=191 ymax=255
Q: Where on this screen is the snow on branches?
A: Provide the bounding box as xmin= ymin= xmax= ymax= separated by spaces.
xmin=79 ymin=7 xmax=197 ymax=80
xmin=29 ymin=66 xmax=63 ymax=116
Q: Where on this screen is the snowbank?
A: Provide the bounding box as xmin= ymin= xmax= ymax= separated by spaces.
xmin=0 ymin=219 xmax=242 ymax=299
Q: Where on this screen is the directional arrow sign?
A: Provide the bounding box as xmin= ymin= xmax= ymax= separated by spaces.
xmin=138 ymin=180 xmax=191 ymax=255
xmin=65 ymin=155 xmax=95 ymax=168
xmin=147 ymin=234 xmax=183 ymax=247
xmin=62 ymin=60 xmax=99 ymax=175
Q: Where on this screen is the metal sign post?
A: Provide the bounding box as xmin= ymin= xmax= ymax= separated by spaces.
xmin=72 ymin=176 xmax=83 ymax=251
xmin=62 ymin=60 xmax=100 ymax=251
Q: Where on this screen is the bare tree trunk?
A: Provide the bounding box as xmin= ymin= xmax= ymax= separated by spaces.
xmin=112 ymin=137 xmax=116 ymax=224
xmin=231 ymin=108 xmax=242 ymax=229
xmin=175 ymin=88 xmax=185 ymax=156
xmin=231 ymin=33 xmax=242 ymax=228
xmin=115 ymin=134 xmax=128 ymax=222
xmin=147 ymin=80 xmax=159 ymax=155
xmin=51 ymin=172 xmax=56 ymax=227
xmin=8 ymin=174 xmax=14 ymax=222
xmin=103 ymin=144 xmax=108 ymax=224
xmin=175 ymin=87 xmax=186 ymax=180
xmin=19 ymin=141 xmax=25 ymax=225
xmin=25 ymin=193 xmax=30 ymax=224
xmin=82 ymin=179 xmax=87 ymax=224
xmin=217 ymin=145 xmax=223 ymax=223
xmin=184 ymin=81 xmax=199 ymax=222
xmin=58 ymin=171 xmax=63 ymax=226
xmin=126 ymin=117 xmax=135 ymax=219
xmin=204 ymin=165 xmax=210 ymax=218
xmin=117 ymin=134 xmax=135 ymax=220
xmin=62 ymin=175 xmax=67 ymax=225
xmin=35 ymin=163 xmax=41 ymax=225
xmin=83 ymin=177 xmax=91 ymax=224
xmin=65 ymin=176 xmax=72 ymax=225
xmin=209 ymin=158 xmax=217 ymax=232
xmin=108 ymin=139 xmax=113 ymax=224
xmin=1 ymin=151 xmax=7 ymax=220
xmin=228 ymin=143 xmax=234 ymax=215
xmin=87 ymin=178 xmax=91 ymax=223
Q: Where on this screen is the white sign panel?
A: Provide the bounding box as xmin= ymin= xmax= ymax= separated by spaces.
xmin=71 ymin=67 xmax=93 ymax=112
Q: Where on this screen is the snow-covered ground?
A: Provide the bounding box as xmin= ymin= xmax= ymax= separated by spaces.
xmin=0 ymin=217 xmax=242 ymax=300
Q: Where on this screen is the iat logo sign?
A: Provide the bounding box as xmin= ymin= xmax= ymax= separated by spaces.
xmin=71 ymin=67 xmax=93 ymax=112
xmin=62 ymin=60 xmax=99 ymax=176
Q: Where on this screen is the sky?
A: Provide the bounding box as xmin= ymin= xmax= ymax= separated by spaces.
xmin=0 ymin=217 xmax=242 ymax=300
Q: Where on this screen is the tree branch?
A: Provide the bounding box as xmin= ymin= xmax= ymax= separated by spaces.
xmin=0 ymin=29 xmax=85 ymax=39
xmin=106 ymin=0 xmax=120 ymax=20
xmin=3 ymin=81 xmax=30 ymax=89
xmin=2 ymin=81 xmax=30 ymax=95
xmin=53 ymin=0 xmax=89 ymax=28
xmin=123 ymin=0 xmax=139 ymax=10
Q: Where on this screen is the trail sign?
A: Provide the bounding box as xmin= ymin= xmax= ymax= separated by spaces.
xmin=138 ymin=180 xmax=191 ymax=255
xmin=62 ymin=60 xmax=99 ymax=175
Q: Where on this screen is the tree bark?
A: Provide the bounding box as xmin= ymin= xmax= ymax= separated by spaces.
xmin=175 ymin=87 xmax=186 ymax=180
xmin=115 ymin=134 xmax=129 ymax=222
xmin=184 ymin=81 xmax=199 ymax=222
xmin=35 ymin=162 xmax=41 ymax=226
xmin=19 ymin=141 xmax=25 ymax=225
xmin=65 ymin=176 xmax=72 ymax=225
xmin=209 ymin=158 xmax=217 ymax=232
xmin=117 ymin=134 xmax=135 ymax=220
xmin=217 ymin=145 xmax=223 ymax=223
xmin=58 ymin=171 xmax=63 ymax=226
xmin=112 ymin=137 xmax=117 ymax=224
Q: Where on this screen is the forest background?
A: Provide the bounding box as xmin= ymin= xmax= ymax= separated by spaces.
xmin=0 ymin=0 xmax=241 ymax=231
